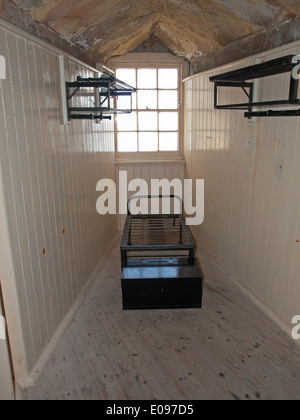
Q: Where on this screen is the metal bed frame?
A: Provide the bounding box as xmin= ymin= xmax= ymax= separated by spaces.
xmin=120 ymin=195 xmax=196 ymax=268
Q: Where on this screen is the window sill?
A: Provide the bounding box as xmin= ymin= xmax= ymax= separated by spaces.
xmin=115 ymin=158 xmax=186 ymax=166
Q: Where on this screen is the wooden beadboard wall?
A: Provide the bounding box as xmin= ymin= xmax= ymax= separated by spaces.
xmin=0 ymin=292 xmax=14 ymax=399
xmin=184 ymin=43 xmax=300 ymax=325
xmin=0 ymin=20 xmax=117 ymax=375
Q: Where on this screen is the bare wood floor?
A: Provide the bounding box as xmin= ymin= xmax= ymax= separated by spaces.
xmin=24 ymin=235 xmax=300 ymax=400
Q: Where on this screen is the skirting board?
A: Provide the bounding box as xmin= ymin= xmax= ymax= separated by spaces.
xmin=15 ymin=234 xmax=120 ymax=399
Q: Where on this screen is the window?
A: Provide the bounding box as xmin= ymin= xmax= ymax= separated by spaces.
xmin=115 ymin=66 xmax=181 ymax=158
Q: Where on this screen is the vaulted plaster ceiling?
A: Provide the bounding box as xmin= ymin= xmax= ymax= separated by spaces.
xmin=10 ymin=0 xmax=300 ymax=62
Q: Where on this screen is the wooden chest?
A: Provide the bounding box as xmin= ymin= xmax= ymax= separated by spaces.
xmin=121 ymin=261 xmax=203 ymax=310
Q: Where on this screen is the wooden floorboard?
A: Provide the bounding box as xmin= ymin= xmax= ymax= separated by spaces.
xmin=23 ymin=235 xmax=300 ymax=400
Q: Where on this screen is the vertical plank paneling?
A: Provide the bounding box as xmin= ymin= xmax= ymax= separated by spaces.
xmin=184 ymin=44 xmax=300 ymax=325
xmin=4 ymin=30 xmax=42 ymax=360
xmin=17 ymin=36 xmax=50 ymax=346
xmin=0 ymin=294 xmax=14 ymax=399
xmin=0 ymin=21 xmax=117 ymax=372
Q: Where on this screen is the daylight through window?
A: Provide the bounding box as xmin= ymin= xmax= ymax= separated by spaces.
xmin=116 ymin=67 xmax=180 ymax=154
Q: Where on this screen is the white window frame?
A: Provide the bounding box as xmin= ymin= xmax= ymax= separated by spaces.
xmin=109 ymin=54 xmax=187 ymax=162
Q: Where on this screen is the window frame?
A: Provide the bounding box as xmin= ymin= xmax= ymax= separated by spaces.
xmin=113 ymin=62 xmax=184 ymax=161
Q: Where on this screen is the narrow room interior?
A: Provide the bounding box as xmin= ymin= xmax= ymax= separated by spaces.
xmin=0 ymin=1 xmax=299 ymax=401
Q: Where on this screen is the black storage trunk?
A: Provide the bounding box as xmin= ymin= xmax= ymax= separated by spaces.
xmin=121 ymin=261 xmax=203 ymax=310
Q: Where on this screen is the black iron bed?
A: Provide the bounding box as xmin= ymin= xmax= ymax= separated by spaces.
xmin=120 ymin=195 xmax=204 ymax=310
xmin=121 ymin=195 xmax=195 ymax=268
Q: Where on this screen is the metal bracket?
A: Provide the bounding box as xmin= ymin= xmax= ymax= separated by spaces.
xmin=66 ymin=76 xmax=136 ymax=122
xmin=213 ymin=81 xmax=254 ymax=116
xmin=210 ymin=55 xmax=300 ymax=118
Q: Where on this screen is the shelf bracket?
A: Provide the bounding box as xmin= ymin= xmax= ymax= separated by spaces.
xmin=66 ymin=75 xmax=136 ymax=122
xmin=213 ymin=81 xmax=254 ymax=114
xmin=209 ymin=55 xmax=300 ymax=118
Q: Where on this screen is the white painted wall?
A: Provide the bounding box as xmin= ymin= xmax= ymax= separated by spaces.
xmin=0 ymin=19 xmax=117 ymax=383
xmin=0 ymin=296 xmax=14 ymax=400
xmin=184 ymin=42 xmax=300 ymax=325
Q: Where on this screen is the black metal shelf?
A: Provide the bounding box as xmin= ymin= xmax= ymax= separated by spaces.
xmin=245 ymin=109 xmax=300 ymax=118
xmin=209 ymin=55 xmax=300 ymax=118
xmin=210 ymin=55 xmax=296 ymax=82
xmin=66 ymin=76 xmax=136 ymax=121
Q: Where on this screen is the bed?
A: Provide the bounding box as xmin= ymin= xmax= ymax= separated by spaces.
xmin=121 ymin=195 xmax=195 ymax=268
xmin=120 ymin=195 xmax=204 ymax=310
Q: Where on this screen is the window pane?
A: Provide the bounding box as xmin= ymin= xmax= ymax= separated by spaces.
xmin=117 ymin=112 xmax=137 ymax=131
xmin=118 ymin=132 xmax=138 ymax=152
xmin=139 ymin=133 xmax=158 ymax=152
xmin=117 ymin=93 xmax=137 ymax=111
xmin=158 ymin=69 xmax=178 ymax=89
xmin=138 ymin=90 xmax=157 ymax=110
xmin=159 ymin=133 xmax=178 ymax=151
xmin=138 ymin=69 xmax=157 ymax=89
xmin=139 ymin=112 xmax=158 ymax=131
xmin=116 ymin=69 xmax=136 ymax=88
xmin=116 ymin=66 xmax=180 ymax=155
xmin=159 ymin=112 xmax=178 ymax=131
xmin=158 ymin=91 xmax=178 ymax=110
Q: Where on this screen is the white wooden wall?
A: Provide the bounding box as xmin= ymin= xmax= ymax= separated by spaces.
xmin=116 ymin=161 xmax=185 ymax=230
xmin=0 ymin=294 xmax=14 ymax=400
xmin=0 ymin=20 xmax=117 ymax=377
xmin=184 ymin=43 xmax=300 ymax=325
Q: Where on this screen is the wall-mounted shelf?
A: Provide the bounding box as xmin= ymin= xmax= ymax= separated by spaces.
xmin=66 ymin=76 xmax=136 ymax=121
xmin=209 ymin=55 xmax=300 ymax=118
